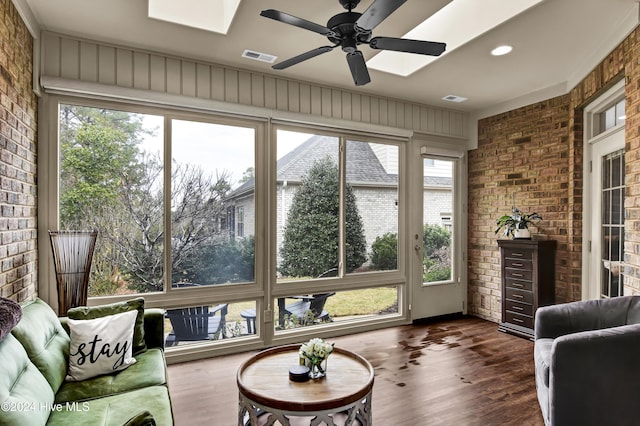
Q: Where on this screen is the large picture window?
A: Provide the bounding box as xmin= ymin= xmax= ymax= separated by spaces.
xmin=53 ymin=99 xmax=452 ymax=354
xmin=59 ymin=104 xmax=165 ymax=295
xmin=58 ymin=106 xmax=256 ymax=297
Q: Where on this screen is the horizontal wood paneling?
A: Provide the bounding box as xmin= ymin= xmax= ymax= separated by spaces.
xmin=40 ymin=32 xmax=468 ymax=138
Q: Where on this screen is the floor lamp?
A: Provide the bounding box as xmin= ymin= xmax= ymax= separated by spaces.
xmin=49 ymin=230 xmax=98 ymax=315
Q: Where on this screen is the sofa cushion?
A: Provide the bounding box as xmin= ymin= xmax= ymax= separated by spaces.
xmin=46 ymin=386 xmax=173 ymax=426
xmin=55 ymin=348 xmax=167 ymax=403
xmin=0 ymin=334 xmax=55 ymax=426
xmin=10 ymin=299 xmax=70 ymax=394
xmin=66 ymin=310 xmax=138 ymax=382
xmin=67 ymin=297 xmax=147 ymax=355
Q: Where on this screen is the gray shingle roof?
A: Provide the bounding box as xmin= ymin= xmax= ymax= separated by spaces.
xmin=277 ymin=135 xmax=395 ymax=184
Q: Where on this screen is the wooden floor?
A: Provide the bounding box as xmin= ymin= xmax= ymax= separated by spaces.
xmin=167 ymin=316 xmax=544 ymax=426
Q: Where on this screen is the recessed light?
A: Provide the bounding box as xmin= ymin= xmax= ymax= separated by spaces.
xmin=491 ymin=45 xmax=513 ymax=56
xmin=442 ymin=95 xmax=468 ymax=103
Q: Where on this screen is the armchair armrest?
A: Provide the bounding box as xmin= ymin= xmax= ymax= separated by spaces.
xmin=549 ymin=323 xmax=640 ymax=425
xmin=143 ymin=308 xmax=166 ymax=350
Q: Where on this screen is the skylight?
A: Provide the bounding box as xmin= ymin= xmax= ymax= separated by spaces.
xmin=148 ymin=0 xmax=241 ymax=34
xmin=367 ymin=0 xmax=543 ymax=77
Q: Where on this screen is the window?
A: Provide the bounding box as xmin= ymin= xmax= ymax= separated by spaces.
xmin=596 ymin=99 xmax=626 ymax=136
xmin=59 ymin=104 xmax=165 ymax=295
xmin=275 ymin=130 xmax=400 ymax=279
xmin=58 ymin=105 xmax=257 ymax=296
xmin=237 ymin=207 xmax=245 ymax=238
xmin=601 ymin=149 xmax=625 ymax=298
xmin=423 ymin=158 xmax=454 ymax=284
xmin=53 ymin=99 xmax=408 ymax=352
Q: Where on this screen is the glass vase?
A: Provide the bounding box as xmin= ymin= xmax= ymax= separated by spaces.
xmin=308 ymin=358 xmax=328 ymax=379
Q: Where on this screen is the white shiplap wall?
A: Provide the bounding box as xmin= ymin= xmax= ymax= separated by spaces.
xmin=40 ymin=31 xmax=468 ymax=139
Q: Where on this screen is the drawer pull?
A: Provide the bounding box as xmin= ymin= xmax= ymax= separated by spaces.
xmin=512 ymin=317 xmax=524 ymax=323
xmin=511 ymin=252 xmax=524 ymax=257
xmin=512 ymin=262 xmax=523 ymax=267
xmin=511 ymin=282 xmax=523 ymax=288
xmin=512 ymin=306 xmax=524 ymax=311
xmin=511 ymin=273 xmax=524 ymax=278
xmin=512 ymin=294 xmax=523 ymax=299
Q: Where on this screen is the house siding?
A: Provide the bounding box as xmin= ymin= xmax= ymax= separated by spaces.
xmin=0 ymin=0 xmax=38 ymax=301
xmin=468 ymin=25 xmax=639 ymax=323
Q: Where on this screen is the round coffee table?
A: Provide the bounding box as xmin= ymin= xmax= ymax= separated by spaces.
xmin=237 ymin=344 xmax=374 ymax=425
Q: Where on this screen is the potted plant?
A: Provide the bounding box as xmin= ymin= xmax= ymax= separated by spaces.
xmin=495 ymin=207 xmax=542 ymax=239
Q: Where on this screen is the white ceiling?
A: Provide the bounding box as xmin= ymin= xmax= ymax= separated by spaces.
xmin=20 ymin=0 xmax=640 ymax=115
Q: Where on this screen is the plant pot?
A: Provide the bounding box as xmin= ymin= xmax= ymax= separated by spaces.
xmin=513 ymin=229 xmax=531 ymax=239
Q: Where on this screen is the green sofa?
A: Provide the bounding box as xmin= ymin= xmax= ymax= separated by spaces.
xmin=0 ymin=298 xmax=174 ymax=425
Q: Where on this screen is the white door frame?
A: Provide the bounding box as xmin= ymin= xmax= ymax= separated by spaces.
xmin=409 ymin=138 xmax=467 ymax=320
xmin=582 ymin=79 xmax=625 ymax=300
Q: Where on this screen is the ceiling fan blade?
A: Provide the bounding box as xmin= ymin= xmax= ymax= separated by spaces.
xmin=369 ymin=37 xmax=446 ymax=56
xmin=260 ymin=9 xmax=336 ymax=37
xmin=346 ymin=51 xmax=371 ymax=86
xmin=273 ymin=46 xmax=336 ymax=70
xmin=355 ymin=0 xmax=408 ymax=32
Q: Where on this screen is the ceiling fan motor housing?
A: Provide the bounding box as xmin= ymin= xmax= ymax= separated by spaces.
xmin=327 ymin=12 xmax=371 ymax=53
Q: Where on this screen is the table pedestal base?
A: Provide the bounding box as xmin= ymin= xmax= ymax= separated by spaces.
xmin=238 ymin=391 xmax=372 ymax=426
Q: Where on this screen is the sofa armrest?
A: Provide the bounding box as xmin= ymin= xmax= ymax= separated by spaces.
xmin=535 ymin=297 xmax=636 ymax=340
xmin=549 ymin=323 xmax=640 ymax=425
xmin=143 ymin=308 xmax=166 ymax=350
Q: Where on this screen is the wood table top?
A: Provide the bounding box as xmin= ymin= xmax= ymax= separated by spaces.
xmin=237 ymin=344 xmax=374 ymax=412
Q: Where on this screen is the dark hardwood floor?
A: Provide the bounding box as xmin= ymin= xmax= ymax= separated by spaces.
xmin=167 ymin=316 xmax=544 ymax=426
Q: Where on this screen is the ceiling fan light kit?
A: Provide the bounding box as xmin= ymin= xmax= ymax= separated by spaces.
xmin=260 ymin=0 xmax=446 ymax=86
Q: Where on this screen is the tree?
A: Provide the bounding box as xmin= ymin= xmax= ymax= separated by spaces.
xmin=59 ymin=105 xmax=235 ymax=293
xmin=371 ymin=232 xmax=398 ymax=270
xmin=279 ymin=156 xmax=367 ymax=277
xmin=59 ymin=105 xmax=146 ymax=225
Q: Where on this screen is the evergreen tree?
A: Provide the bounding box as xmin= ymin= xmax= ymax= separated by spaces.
xmin=279 ymin=156 xmax=367 ymax=277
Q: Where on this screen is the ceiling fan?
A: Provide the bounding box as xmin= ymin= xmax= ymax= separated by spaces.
xmin=260 ymin=0 xmax=446 ymax=86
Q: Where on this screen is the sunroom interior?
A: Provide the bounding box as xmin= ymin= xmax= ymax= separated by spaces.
xmin=3 ymin=0 xmax=640 ymax=371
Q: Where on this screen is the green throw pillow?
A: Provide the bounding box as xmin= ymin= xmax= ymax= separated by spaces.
xmin=67 ymin=297 xmax=146 ymax=354
xmin=123 ymin=410 xmax=156 ymax=426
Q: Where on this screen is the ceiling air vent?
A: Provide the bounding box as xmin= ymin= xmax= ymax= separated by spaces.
xmin=242 ymin=49 xmax=277 ymax=64
xmin=442 ymin=94 xmax=468 ymax=103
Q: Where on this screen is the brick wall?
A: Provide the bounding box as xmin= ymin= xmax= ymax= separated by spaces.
xmin=468 ymin=26 xmax=639 ymax=322
xmin=0 ymin=0 xmax=38 ymax=302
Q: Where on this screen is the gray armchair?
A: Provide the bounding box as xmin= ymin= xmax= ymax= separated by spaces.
xmin=534 ymin=296 xmax=640 ymax=426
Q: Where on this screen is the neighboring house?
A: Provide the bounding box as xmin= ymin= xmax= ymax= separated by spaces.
xmin=226 ymin=135 xmax=452 ymax=266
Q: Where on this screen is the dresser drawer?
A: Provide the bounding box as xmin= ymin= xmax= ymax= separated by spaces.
xmin=504 ymin=299 xmax=533 ymax=316
xmin=505 ymin=311 xmax=534 ymax=329
xmin=505 ymin=287 xmax=533 ymax=304
xmin=505 ymin=258 xmax=532 ymax=270
xmin=505 ymin=278 xmax=533 ymax=292
xmin=503 ymin=247 xmax=533 ymax=261
xmin=504 ymin=268 xmax=533 ymax=281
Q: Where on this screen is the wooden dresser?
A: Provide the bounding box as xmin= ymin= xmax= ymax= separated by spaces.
xmin=498 ymin=239 xmax=556 ymax=339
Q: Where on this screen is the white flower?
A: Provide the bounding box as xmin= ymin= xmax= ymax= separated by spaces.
xmin=299 ymin=338 xmax=334 ymax=364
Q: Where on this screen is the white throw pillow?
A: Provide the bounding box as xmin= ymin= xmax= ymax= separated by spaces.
xmin=66 ymin=309 xmax=138 ymax=381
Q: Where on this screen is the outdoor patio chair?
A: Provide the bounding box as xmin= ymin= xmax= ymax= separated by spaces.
xmin=283 ymin=292 xmax=336 ymax=325
xmin=165 ymin=303 xmax=228 ymax=347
